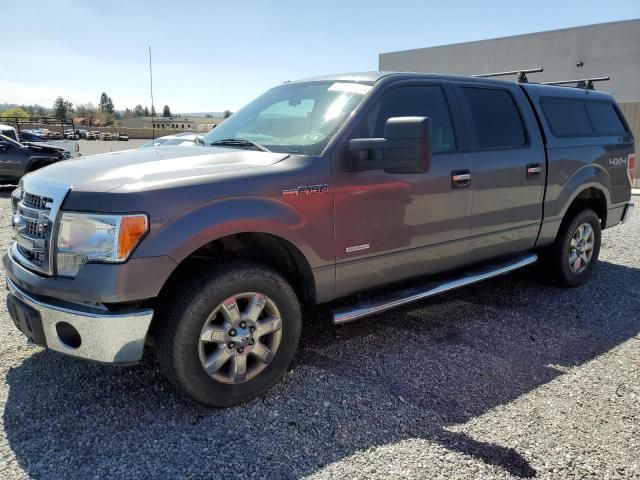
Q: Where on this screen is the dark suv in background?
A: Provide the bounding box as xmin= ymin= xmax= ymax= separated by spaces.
xmin=0 ymin=133 xmax=71 ymax=182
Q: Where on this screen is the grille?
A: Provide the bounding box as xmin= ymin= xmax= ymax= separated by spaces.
xmin=23 ymin=193 xmax=52 ymax=210
xmin=14 ymin=191 xmax=53 ymax=272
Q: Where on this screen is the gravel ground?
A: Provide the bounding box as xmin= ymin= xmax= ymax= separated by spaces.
xmin=73 ymin=138 xmax=147 ymax=156
xmin=0 ymin=192 xmax=637 ymax=479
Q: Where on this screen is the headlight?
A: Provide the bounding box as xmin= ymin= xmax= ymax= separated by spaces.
xmin=56 ymin=213 xmax=148 ymax=277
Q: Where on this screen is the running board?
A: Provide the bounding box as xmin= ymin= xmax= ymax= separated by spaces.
xmin=331 ymin=253 xmax=538 ymax=324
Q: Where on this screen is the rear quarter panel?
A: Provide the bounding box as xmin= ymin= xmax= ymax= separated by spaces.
xmin=522 ymin=84 xmax=634 ymax=245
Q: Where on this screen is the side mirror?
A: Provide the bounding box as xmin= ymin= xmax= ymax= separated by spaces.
xmin=345 ymin=116 xmax=433 ymax=173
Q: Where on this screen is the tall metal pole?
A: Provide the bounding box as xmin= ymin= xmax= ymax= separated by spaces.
xmin=149 ymin=45 xmax=155 ymax=141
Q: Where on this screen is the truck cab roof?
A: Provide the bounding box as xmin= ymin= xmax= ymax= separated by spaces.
xmin=292 ymin=71 xmax=616 ymax=100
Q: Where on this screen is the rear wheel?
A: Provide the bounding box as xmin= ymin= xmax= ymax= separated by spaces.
xmin=155 ymin=260 xmax=301 ymax=407
xmin=547 ymin=209 xmax=601 ymax=287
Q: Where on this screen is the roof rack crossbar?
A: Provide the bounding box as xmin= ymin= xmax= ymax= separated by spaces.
xmin=541 ymin=76 xmax=610 ymax=90
xmin=472 ymin=67 xmax=543 ymax=83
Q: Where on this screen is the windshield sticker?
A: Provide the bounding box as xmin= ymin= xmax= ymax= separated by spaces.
xmin=328 ymin=82 xmax=372 ymax=95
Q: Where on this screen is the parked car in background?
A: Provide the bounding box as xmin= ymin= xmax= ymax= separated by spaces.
xmin=86 ymin=132 xmax=97 ymax=140
xmin=0 ymin=133 xmax=71 ymax=182
xmin=118 ymin=133 xmax=129 ymax=141
xmin=79 ymin=129 xmax=88 ymax=138
xmin=141 ymin=132 xmax=202 ymax=147
xmin=47 ymin=131 xmax=63 ymax=140
xmin=100 ymin=132 xmax=112 ymax=141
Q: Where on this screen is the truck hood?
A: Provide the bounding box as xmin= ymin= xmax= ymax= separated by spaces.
xmin=28 ymin=146 xmax=288 ymax=193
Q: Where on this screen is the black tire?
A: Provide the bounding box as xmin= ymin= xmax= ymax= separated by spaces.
xmin=547 ymin=208 xmax=601 ymax=287
xmin=154 ymin=260 xmax=301 ymax=407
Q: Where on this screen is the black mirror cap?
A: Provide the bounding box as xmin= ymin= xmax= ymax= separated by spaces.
xmin=384 ymin=116 xmax=432 ymax=141
xmin=344 ymin=116 xmax=433 ymax=174
xmin=382 ymin=116 xmax=432 ymax=174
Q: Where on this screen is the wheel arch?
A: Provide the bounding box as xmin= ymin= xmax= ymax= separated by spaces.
xmin=561 ymin=184 xmax=608 ymax=230
xmin=160 ymin=231 xmax=318 ymax=306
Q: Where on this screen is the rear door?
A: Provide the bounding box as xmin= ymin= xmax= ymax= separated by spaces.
xmin=452 ymin=82 xmax=546 ymax=260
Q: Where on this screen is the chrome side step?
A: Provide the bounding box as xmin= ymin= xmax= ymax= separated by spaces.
xmin=331 ymin=253 xmax=538 ymax=324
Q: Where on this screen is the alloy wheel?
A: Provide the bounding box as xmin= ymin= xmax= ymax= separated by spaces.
xmin=198 ymin=292 xmax=283 ymax=384
xmin=568 ymin=222 xmax=595 ymax=274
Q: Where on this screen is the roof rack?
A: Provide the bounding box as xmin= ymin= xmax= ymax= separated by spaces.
xmin=472 ymin=67 xmax=543 ymax=83
xmin=541 ymin=76 xmax=610 ymax=90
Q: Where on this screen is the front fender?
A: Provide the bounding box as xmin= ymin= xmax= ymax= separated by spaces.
xmin=133 ymin=196 xmax=331 ymax=270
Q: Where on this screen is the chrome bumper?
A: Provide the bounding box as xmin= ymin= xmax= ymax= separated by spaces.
xmin=7 ymin=278 xmax=153 ymax=364
xmin=621 ymin=202 xmax=634 ymax=225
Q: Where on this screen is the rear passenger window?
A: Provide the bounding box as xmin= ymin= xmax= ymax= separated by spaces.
xmin=585 ymin=102 xmax=626 ymax=135
xmin=462 ymin=87 xmax=526 ymax=149
xmin=541 ymin=98 xmax=592 ymax=136
xmin=541 ymin=97 xmax=627 ymax=137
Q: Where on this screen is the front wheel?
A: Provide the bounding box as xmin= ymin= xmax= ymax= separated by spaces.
xmin=154 ymin=260 xmax=301 ymax=407
xmin=546 ymin=209 xmax=602 ymax=287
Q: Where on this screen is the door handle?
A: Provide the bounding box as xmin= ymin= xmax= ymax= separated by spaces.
xmin=451 ymin=170 xmax=471 ymax=188
xmin=527 ymin=164 xmax=542 ymax=176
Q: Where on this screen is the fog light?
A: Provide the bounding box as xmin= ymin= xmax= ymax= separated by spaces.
xmin=55 ymin=322 xmax=81 ymax=349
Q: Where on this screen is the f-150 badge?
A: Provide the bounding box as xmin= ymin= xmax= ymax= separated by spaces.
xmin=282 ymin=184 xmax=329 ymax=196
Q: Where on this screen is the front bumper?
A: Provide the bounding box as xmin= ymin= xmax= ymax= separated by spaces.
xmin=7 ymin=277 xmax=153 ymax=364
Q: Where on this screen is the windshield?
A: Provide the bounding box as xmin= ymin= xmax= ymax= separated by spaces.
xmin=0 ymin=133 xmax=23 ymax=148
xmin=202 ymin=81 xmax=372 ymax=155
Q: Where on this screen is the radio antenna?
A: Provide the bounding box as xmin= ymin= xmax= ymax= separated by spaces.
xmin=149 ymin=45 xmax=155 ymax=141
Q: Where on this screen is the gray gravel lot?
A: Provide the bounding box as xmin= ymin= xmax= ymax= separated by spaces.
xmin=0 ymin=191 xmax=638 ymax=479
xmin=73 ymin=138 xmax=147 ymax=156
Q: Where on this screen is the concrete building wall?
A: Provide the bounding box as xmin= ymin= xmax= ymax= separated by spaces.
xmin=379 ymin=19 xmax=640 ymax=103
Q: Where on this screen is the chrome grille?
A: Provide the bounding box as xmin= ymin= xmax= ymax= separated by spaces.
xmin=23 ymin=193 xmax=52 ymax=210
xmin=13 ymin=191 xmax=53 ymax=273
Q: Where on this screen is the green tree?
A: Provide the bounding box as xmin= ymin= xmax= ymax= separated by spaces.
xmin=151 ymin=105 xmax=156 ymax=117
xmin=223 ymin=109 xmax=232 ymax=119
xmin=99 ymin=92 xmax=109 ymax=112
xmin=0 ymin=107 xmax=29 ymax=119
xmin=162 ymin=105 xmax=172 ymax=117
xmin=53 ymin=97 xmax=73 ymax=120
xmin=134 ymin=104 xmax=144 ymax=117
xmin=143 ymin=106 xmax=150 ymax=116
xmin=99 ymin=93 xmax=115 ymax=114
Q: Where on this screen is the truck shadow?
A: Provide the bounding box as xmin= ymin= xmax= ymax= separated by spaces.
xmin=3 ymin=260 xmax=639 ymax=479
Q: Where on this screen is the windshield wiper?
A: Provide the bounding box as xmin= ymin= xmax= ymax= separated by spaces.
xmin=208 ymin=138 xmax=270 ymax=152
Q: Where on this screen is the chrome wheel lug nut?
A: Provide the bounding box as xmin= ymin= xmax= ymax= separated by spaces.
xmin=228 ymin=342 xmax=235 ymax=348
xmin=237 ymin=347 xmax=244 ymax=354
xmin=239 ymin=321 xmax=246 ymax=328
xmin=229 ymin=329 xmax=237 ymax=336
xmin=249 ymin=339 xmax=255 ymax=345
xmin=250 ymin=326 xmax=256 ymax=333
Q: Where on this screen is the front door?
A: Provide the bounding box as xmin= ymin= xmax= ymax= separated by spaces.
xmin=332 ymin=81 xmax=473 ymax=298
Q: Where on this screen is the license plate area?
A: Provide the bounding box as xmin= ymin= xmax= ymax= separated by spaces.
xmin=7 ymin=294 xmax=47 ymax=346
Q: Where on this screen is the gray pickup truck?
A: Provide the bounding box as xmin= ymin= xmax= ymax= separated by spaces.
xmin=4 ymin=72 xmax=635 ymax=407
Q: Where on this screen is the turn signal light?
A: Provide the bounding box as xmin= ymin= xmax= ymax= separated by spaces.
xmin=117 ymin=215 xmax=148 ymax=260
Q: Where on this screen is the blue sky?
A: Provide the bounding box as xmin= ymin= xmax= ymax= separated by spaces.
xmin=2 ymin=0 xmax=639 ymax=112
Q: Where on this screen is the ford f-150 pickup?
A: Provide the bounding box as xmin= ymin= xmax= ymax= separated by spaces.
xmin=4 ymin=72 xmax=635 ymax=406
